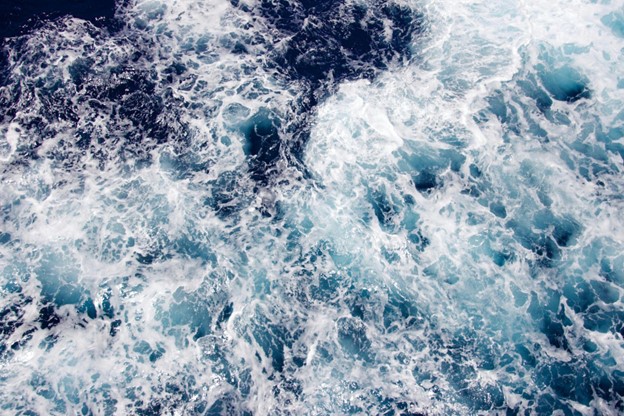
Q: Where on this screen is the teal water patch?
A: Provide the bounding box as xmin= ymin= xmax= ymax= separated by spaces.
xmin=601 ymin=10 xmax=624 ymax=38
xmin=537 ymin=64 xmax=591 ymax=103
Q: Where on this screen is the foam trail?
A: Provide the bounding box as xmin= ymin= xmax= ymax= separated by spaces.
xmin=1 ymin=0 xmax=624 ymax=414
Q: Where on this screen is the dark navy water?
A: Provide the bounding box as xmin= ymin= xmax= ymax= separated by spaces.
xmin=0 ymin=0 xmax=116 ymax=39
xmin=240 ymin=0 xmax=422 ymax=185
xmin=1 ymin=0 xmax=624 ymax=414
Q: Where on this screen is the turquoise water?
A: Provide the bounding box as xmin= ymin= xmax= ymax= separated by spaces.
xmin=1 ymin=0 xmax=623 ymax=414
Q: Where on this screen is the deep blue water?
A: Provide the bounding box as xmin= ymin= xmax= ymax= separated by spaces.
xmin=0 ymin=0 xmax=116 ymax=39
xmin=1 ymin=0 xmax=624 ymax=415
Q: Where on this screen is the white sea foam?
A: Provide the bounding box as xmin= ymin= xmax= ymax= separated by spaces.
xmin=0 ymin=0 xmax=623 ymax=414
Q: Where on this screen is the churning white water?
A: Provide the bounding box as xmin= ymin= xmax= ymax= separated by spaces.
xmin=1 ymin=0 xmax=623 ymax=414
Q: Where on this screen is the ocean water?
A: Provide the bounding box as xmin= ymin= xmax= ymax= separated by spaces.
xmin=0 ymin=0 xmax=623 ymax=414
xmin=0 ymin=0 xmax=116 ymax=39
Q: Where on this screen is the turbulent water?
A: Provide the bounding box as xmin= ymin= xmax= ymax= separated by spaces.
xmin=1 ymin=0 xmax=624 ymax=414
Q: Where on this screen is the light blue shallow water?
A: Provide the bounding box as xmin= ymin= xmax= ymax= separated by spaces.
xmin=1 ymin=0 xmax=624 ymax=414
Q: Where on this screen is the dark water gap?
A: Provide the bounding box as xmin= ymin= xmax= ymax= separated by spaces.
xmin=233 ymin=0 xmax=424 ymax=187
xmin=0 ymin=0 xmax=118 ymax=40
xmin=0 ymin=0 xmax=120 ymax=89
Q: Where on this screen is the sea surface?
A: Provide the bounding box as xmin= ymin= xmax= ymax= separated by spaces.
xmin=1 ymin=0 xmax=624 ymax=414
